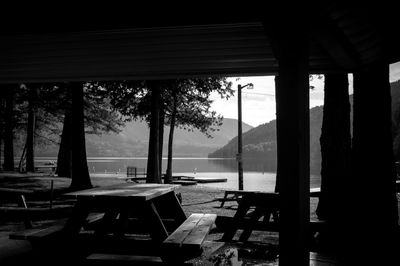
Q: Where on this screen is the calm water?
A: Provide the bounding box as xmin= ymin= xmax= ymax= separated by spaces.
xmin=36 ymin=157 xmax=321 ymax=191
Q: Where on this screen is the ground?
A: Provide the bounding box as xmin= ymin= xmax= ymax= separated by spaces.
xmin=0 ymin=172 xmax=330 ymax=265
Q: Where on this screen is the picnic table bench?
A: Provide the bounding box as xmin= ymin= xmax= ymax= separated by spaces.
xmin=9 ymin=213 xmax=104 ymax=241
xmin=87 ymin=213 xmax=217 ymax=265
xmin=0 ymin=187 xmax=35 ymax=228
xmin=162 ymin=213 xmax=217 ymax=263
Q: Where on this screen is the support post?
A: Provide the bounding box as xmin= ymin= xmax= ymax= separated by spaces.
xmin=268 ymin=14 xmax=310 ymax=265
xmin=349 ymin=63 xmax=398 ymax=264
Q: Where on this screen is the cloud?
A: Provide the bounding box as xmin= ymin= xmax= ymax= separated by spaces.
xmin=390 ymin=61 xmax=400 ymax=82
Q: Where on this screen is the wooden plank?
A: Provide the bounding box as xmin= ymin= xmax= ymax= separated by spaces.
xmin=87 ymin=253 xmax=163 ymax=264
xmin=64 ymin=184 xmax=179 ymax=201
xmin=0 ymin=187 xmax=34 ymax=195
xmin=163 ymin=213 xmax=203 ymax=247
xmin=164 ymin=213 xmax=216 ymax=248
xmin=182 ymin=214 xmax=216 ymax=247
xmin=171 ymin=180 xmax=197 ymax=185
xmin=9 ymin=219 xmax=67 ymax=240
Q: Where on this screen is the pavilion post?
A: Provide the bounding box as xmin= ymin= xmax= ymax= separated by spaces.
xmin=272 ymin=19 xmax=310 ymax=266
xmin=349 ymin=63 xmax=398 ymax=264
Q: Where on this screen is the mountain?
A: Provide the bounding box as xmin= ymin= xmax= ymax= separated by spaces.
xmin=35 ymin=118 xmax=253 ymax=158
xmin=208 ymin=106 xmax=323 ymax=174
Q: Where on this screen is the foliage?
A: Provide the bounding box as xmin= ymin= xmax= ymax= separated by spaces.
xmin=87 ymin=78 xmax=233 ymax=137
xmin=9 ymin=83 xmax=124 ymax=157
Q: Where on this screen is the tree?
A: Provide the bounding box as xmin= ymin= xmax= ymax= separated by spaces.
xmin=88 ymin=78 xmax=233 ymax=183
xmin=3 ymin=85 xmax=16 ymax=171
xmin=164 ymin=78 xmax=233 ymax=183
xmin=69 ymin=82 xmax=92 ymax=190
xmin=25 ymin=85 xmax=39 ymax=172
xmin=54 ymin=82 xmax=124 ymax=187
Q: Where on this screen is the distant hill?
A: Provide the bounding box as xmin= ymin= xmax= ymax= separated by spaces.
xmin=35 ymin=118 xmax=253 ymax=158
xmin=208 ymin=105 xmax=323 ymax=174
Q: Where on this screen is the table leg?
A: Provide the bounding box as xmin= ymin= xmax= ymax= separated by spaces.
xmin=239 ymin=206 xmax=266 ymax=242
xmin=163 ymin=191 xmax=187 ymax=230
xmin=95 ymin=210 xmax=119 ymax=237
xmin=222 ymin=197 xmax=251 ymax=241
xmin=114 ymin=210 xmax=129 ymax=237
xmin=220 ymin=191 xmax=228 ymax=208
xmin=64 ymin=198 xmax=91 ymax=235
xmin=141 ymin=201 xmax=168 ymax=243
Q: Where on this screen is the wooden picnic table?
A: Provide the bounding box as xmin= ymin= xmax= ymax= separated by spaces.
xmin=221 ymin=190 xmax=280 ymax=242
xmin=63 ymin=183 xmax=187 ymax=244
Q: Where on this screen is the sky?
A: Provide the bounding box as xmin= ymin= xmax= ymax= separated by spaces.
xmin=210 ymin=61 xmax=400 ymax=128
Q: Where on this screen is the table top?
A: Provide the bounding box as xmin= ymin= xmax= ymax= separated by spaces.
xmin=64 ymin=183 xmax=179 ymax=201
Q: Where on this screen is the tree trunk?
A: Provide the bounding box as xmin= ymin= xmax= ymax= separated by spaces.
xmin=3 ymin=86 xmax=15 ymax=171
xmin=69 ymin=83 xmax=92 ymax=190
xmin=146 ymin=81 xmax=161 ymax=183
xmin=56 ymin=109 xmax=72 ymax=177
xmin=165 ymin=91 xmax=178 ymax=184
xmin=317 ymin=74 xmax=351 ymax=222
xmin=159 ymin=102 xmax=165 ymax=180
xmin=26 ymin=85 xmax=38 ymax=172
xmin=347 ymin=63 xmax=398 ymax=264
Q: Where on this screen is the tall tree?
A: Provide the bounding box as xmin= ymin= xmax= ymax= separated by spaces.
xmin=69 ymin=82 xmax=92 ymax=190
xmin=25 ymin=85 xmax=39 ymax=172
xmin=165 ymin=89 xmax=178 ymax=184
xmin=146 ymin=82 xmax=161 ymax=183
xmin=317 ymin=74 xmax=351 ymax=221
xmin=3 ymin=85 xmax=16 ymax=171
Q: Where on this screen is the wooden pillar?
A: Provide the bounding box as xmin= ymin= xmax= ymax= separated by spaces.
xmin=271 ymin=18 xmax=310 ymax=266
xmin=146 ymin=81 xmax=161 ymax=183
xmin=274 ymin=76 xmax=282 ymax=193
xmin=350 ymin=63 xmax=398 ymax=264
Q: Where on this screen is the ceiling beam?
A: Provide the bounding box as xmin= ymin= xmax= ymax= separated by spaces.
xmin=309 ymin=10 xmax=361 ymax=71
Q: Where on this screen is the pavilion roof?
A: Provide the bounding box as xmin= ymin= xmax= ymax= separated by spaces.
xmin=0 ymin=2 xmax=398 ymax=83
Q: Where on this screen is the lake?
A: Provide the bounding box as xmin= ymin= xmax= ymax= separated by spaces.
xmin=36 ymin=157 xmax=321 ymax=192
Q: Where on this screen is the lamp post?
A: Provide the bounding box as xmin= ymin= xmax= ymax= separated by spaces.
xmin=237 ymin=83 xmax=253 ymax=190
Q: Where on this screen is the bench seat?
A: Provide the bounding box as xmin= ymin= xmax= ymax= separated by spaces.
xmin=162 ymin=213 xmax=217 ymax=262
xmin=9 ymin=213 xmax=104 ymax=241
xmin=9 ymin=219 xmax=67 ymax=240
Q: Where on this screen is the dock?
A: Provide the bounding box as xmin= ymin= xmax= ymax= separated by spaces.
xmin=182 ymin=176 xmax=227 ymax=183
xmin=171 ymin=180 xmax=197 ymax=186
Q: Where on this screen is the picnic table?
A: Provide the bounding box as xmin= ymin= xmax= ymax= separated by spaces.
xmin=10 ymin=183 xmax=216 ymax=264
xmin=220 ymin=190 xmax=280 ymax=242
xmin=63 ymin=183 xmax=187 ymax=243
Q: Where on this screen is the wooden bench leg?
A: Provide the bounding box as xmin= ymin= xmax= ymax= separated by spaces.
xmin=222 ymin=199 xmax=250 ymax=241
xmin=64 ymin=198 xmax=91 ymax=235
xmin=239 ymin=206 xmax=265 ymax=242
xmin=17 ymin=194 xmax=33 ymax=229
xmin=220 ymin=191 xmax=229 ymax=208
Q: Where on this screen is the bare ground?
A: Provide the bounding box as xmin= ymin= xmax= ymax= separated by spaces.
xmin=0 ymin=173 xmax=322 ymax=265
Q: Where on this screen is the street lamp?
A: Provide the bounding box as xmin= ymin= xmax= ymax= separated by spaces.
xmin=237 ymin=83 xmax=253 ymax=190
